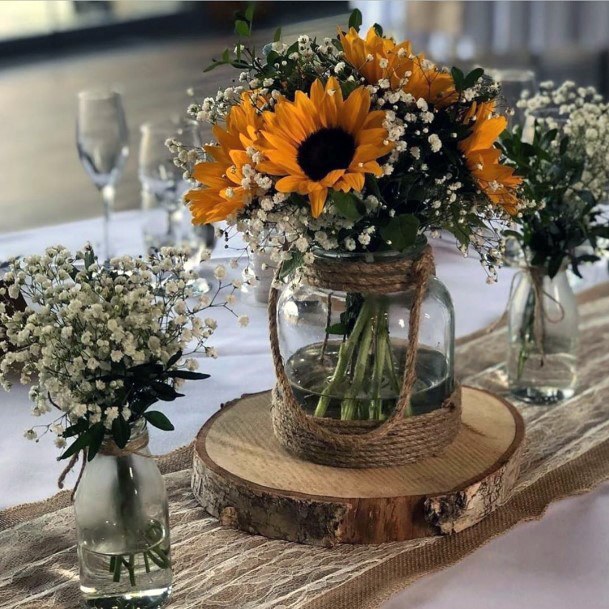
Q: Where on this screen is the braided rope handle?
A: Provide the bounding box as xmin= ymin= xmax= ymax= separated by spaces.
xmin=267 ymin=246 xmax=436 ymax=445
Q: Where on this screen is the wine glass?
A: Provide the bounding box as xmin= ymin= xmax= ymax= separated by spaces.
xmin=76 ymin=89 xmax=129 ymax=261
xmin=489 ymin=68 xmax=537 ymax=129
xmin=139 ymin=118 xmax=203 ymax=250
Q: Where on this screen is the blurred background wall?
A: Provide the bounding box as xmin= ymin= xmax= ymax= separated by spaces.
xmin=1 ymin=1 xmax=608 ymax=233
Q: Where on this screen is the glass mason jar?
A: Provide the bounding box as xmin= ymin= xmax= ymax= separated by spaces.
xmin=507 ymin=266 xmax=579 ymax=403
xmin=277 ymin=248 xmax=455 ymax=421
xmin=74 ymin=419 xmax=172 ymax=609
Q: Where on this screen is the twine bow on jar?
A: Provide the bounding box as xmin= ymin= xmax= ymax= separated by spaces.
xmin=267 ymin=245 xmax=462 ymax=468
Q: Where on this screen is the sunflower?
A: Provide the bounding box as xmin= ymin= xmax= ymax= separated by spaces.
xmin=186 ymin=94 xmax=263 ymax=224
xmin=339 ymin=27 xmax=456 ymax=107
xmin=458 ymin=101 xmax=522 ymax=214
xmin=256 ymin=77 xmax=392 ymax=218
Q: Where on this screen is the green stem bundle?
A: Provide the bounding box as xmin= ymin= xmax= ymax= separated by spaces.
xmin=315 ymin=294 xmax=403 ymax=421
xmin=107 ymin=458 xmax=170 ymax=587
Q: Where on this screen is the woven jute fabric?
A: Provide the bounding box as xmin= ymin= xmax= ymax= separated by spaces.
xmin=267 ymin=246 xmax=461 ymax=468
xmin=2 ymin=283 xmax=609 ymax=609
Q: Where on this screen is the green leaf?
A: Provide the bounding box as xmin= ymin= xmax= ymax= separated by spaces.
xmin=167 ymin=370 xmax=211 ymax=380
xmin=231 ymin=60 xmax=252 ymax=70
xmin=373 ymin=22 xmax=383 ymax=37
xmin=111 ymin=415 xmax=131 ymax=449
xmin=273 ymin=27 xmax=282 ymax=42
xmin=63 ymin=419 xmax=89 ymax=438
xmin=244 ymin=3 xmax=255 ymax=23
xmin=86 ymin=423 xmax=105 ymax=461
xmin=379 ymin=214 xmax=420 ymax=251
xmin=331 ymin=191 xmax=365 ymax=221
xmin=592 ymin=226 xmax=609 ymax=239
xmin=266 ymin=50 xmax=279 ymax=67
xmin=151 ymin=381 xmax=184 ymax=401
xmin=464 ymin=67 xmax=484 ymax=89
xmin=451 ymin=67 xmax=465 ymax=92
xmin=364 ymin=174 xmax=384 ymax=203
xmin=166 ymin=350 xmax=182 ymax=369
xmin=235 ymin=20 xmax=250 ymax=37
xmin=84 ymin=249 xmax=96 ymax=270
xmin=221 ymin=48 xmax=230 ymax=62
xmin=58 ymin=422 xmax=104 ymax=461
xmin=278 ymin=251 xmax=303 ymax=280
xmin=547 ymin=255 xmax=564 ymax=279
xmin=326 ymin=322 xmax=346 ymax=335
xmin=144 ymin=411 xmax=175 ymax=431
xmin=348 ymin=8 xmax=362 ymax=31
xmin=203 ymin=60 xmax=227 ymax=73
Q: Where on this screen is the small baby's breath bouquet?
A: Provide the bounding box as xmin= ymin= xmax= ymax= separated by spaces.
xmin=502 ymin=80 xmax=609 ymax=275
xmin=500 ymin=81 xmax=609 ymax=400
xmin=0 ymin=245 xmax=241 ymax=461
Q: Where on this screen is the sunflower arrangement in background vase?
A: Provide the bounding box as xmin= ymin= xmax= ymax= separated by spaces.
xmin=172 ymin=9 xmax=523 ymax=467
xmin=501 ymin=81 xmax=609 ymax=404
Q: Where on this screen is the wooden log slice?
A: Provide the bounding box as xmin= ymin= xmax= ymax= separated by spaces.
xmin=192 ymin=386 xmax=524 ymax=547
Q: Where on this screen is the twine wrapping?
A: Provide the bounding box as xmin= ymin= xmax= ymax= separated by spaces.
xmin=268 ymin=245 xmax=462 ymax=468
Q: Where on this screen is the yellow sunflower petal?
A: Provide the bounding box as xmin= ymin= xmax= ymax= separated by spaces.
xmin=309 ymin=187 xmax=328 ymax=218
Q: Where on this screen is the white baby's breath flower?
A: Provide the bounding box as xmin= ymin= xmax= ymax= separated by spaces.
xmin=104 ymin=406 xmax=119 ymax=429
xmin=214 ymin=265 xmax=227 ymax=280
xmin=237 ymin=315 xmax=249 ymax=327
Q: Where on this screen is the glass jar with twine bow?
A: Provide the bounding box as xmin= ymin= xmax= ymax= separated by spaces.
xmin=506 ymin=263 xmax=578 ymax=404
xmin=269 ymin=244 xmax=462 ymax=468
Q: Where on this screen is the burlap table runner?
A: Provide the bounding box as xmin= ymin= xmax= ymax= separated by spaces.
xmin=2 ymin=283 xmax=609 ymax=609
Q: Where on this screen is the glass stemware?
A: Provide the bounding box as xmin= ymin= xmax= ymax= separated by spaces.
xmin=489 ymin=70 xmax=537 ymax=267
xmin=490 ymin=68 xmax=537 ymax=128
xmin=76 ymin=89 xmax=129 ymax=261
xmin=139 ymin=118 xmax=202 ymax=250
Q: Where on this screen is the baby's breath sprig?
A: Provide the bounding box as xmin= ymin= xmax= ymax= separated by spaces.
xmin=502 ymin=82 xmax=609 ymax=276
xmin=0 ymin=245 xmax=243 ymax=460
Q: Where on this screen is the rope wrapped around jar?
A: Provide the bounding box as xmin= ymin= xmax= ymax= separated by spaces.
xmin=267 ymin=245 xmax=462 ymax=468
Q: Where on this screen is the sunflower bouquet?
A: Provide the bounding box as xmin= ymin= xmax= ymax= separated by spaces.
xmin=172 ymin=10 xmax=522 ymax=424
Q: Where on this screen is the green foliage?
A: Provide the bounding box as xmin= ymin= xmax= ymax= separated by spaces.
xmin=58 ymin=350 xmax=209 ymax=460
xmin=348 ymin=8 xmax=363 ymax=31
xmin=451 ymin=67 xmax=484 ymax=93
xmin=379 ymin=214 xmax=420 ymax=252
xmin=278 ymin=250 xmax=304 ymax=280
xmin=331 ymin=191 xmax=366 ymax=221
xmin=235 ymin=20 xmax=250 ymax=37
xmin=501 ymin=123 xmax=609 ymax=277
xmin=143 ymin=411 xmax=175 ymax=432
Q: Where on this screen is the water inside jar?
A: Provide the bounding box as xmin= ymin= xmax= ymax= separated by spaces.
xmin=285 ymin=340 xmax=452 ymax=419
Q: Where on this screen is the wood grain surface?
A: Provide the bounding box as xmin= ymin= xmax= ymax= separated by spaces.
xmin=192 ymin=386 xmax=525 ymax=545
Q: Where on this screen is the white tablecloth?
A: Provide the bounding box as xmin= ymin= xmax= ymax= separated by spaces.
xmin=1 ymin=211 xmax=608 ymax=609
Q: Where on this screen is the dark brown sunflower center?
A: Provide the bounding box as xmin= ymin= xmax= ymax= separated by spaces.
xmin=296 ymin=127 xmax=356 ymax=181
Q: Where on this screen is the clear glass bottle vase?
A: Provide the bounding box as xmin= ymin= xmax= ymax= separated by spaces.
xmin=74 ymin=420 xmax=172 ymax=609
xmin=277 ymin=248 xmax=455 ymax=421
xmin=507 ymin=266 xmax=579 ymax=404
